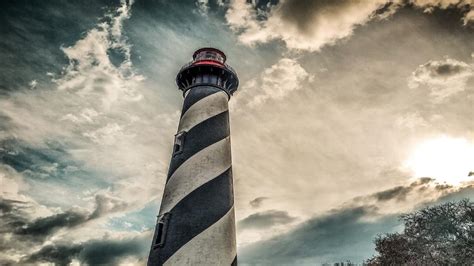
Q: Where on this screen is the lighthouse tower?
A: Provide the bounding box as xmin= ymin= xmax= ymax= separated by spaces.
xmin=148 ymin=48 xmax=239 ymax=266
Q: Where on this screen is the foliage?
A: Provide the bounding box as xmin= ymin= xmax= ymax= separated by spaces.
xmin=367 ymin=199 xmax=473 ymax=265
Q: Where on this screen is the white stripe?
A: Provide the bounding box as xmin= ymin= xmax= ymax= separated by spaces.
xmin=178 ymin=91 xmax=228 ymax=132
xmin=159 ymin=137 xmax=231 ymax=215
xmin=164 ymin=207 xmax=236 ymax=266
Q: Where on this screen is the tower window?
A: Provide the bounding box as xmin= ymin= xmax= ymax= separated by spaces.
xmin=173 ymin=131 xmax=186 ymax=156
xmin=154 ymin=213 xmax=170 ymax=248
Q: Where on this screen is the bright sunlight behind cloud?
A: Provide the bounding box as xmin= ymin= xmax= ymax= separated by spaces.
xmin=404 ymin=136 xmax=474 ymax=185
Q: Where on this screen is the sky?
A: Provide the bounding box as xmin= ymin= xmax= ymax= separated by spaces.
xmin=0 ymin=0 xmax=473 ymax=265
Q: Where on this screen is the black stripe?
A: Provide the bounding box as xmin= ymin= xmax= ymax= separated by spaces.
xmin=148 ymin=168 xmax=234 ymax=265
xmin=167 ymin=111 xmax=229 ymax=181
xmin=181 ymin=86 xmax=222 ymax=116
xmin=231 ymin=256 xmax=237 ymax=266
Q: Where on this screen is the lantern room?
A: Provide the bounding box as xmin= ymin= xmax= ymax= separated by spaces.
xmin=192 ymin=48 xmax=226 ymax=65
xmin=176 ymin=47 xmax=239 ymax=97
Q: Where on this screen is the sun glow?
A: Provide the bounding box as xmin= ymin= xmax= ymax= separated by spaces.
xmin=404 ymin=136 xmax=474 ymax=185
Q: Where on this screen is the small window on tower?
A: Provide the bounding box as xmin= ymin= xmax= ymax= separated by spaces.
xmin=173 ymin=131 xmax=186 ymax=156
xmin=153 ymin=213 xmax=171 ymax=248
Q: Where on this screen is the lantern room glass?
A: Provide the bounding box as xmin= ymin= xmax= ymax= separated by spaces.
xmin=194 ymin=50 xmax=225 ymax=64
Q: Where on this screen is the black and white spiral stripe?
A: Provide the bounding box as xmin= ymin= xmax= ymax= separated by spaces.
xmin=148 ymin=86 xmax=237 ymax=266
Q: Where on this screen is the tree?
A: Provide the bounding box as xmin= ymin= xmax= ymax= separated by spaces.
xmin=367 ymin=199 xmax=473 ymax=265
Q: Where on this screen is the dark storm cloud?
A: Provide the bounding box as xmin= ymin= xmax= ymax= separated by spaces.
xmin=0 ymin=198 xmax=26 ymax=214
xmin=373 ymin=186 xmax=413 ymax=201
xmin=249 ymin=196 xmax=268 ymax=208
xmin=23 ymin=235 xmax=149 ymax=265
xmin=411 ymin=177 xmax=434 ymax=185
xmin=435 ymin=184 xmax=454 ymax=191
xmin=372 ymin=178 xmax=434 ymax=202
xmin=15 ymin=210 xmax=89 ymax=239
xmin=0 ymin=199 xmax=29 ymax=240
xmin=0 ymin=193 xmax=131 ymax=264
xmin=238 ymin=210 xmax=296 ymax=230
xmin=0 ymin=193 xmax=128 ymax=251
xmin=0 ymin=199 xmax=30 ymax=255
xmin=356 ymin=177 xmax=435 ymax=203
xmin=240 ymin=205 xmax=398 ymax=264
xmin=23 ymin=243 xmax=83 ymax=265
xmin=78 ymin=236 xmax=148 ymax=265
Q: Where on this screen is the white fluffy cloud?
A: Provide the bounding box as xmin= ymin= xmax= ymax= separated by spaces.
xmin=225 ymin=0 xmax=474 ymax=51
xmin=232 ymin=58 xmax=314 ymax=108
xmin=55 ymin=1 xmax=143 ymax=110
xmin=408 ymin=57 xmax=474 ymax=102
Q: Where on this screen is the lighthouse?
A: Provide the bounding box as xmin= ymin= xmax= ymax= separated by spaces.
xmin=148 ymin=48 xmax=239 ymax=265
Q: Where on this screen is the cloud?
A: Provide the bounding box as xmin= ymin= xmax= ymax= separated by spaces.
xmin=22 ymin=243 xmax=83 ymax=265
xmin=408 ymin=57 xmax=474 ymax=102
xmin=1 ymin=191 xmax=128 ymax=244
xmin=28 ymin=80 xmax=38 ymax=90
xmin=0 ymin=162 xmax=130 ymax=262
xmin=240 ymin=205 xmax=394 ymax=264
xmin=249 ymin=196 xmax=269 ymax=208
xmin=372 ymin=186 xmax=413 ymax=201
xmin=0 ymin=2 xmax=175 ymax=262
xmin=55 ymin=0 xmax=144 ymax=110
xmin=0 ymin=1 xmax=176 ymax=262
xmin=0 ymin=190 xmax=131 ymax=263
xmin=235 ymin=178 xmax=462 ymax=251
xmin=239 ymin=181 xmax=474 ymax=264
xmin=14 ymin=210 xmax=89 ymax=239
xmin=196 ymin=0 xmax=209 ymax=14
xmin=89 ymin=193 xmax=129 ymax=219
xmin=226 ymin=0 xmax=390 ymax=51
xmin=0 ymin=199 xmax=29 ymax=239
xmin=225 ymin=0 xmax=474 ymax=51
xmin=232 ymin=58 xmax=314 ymax=108
xmin=395 ymin=112 xmax=429 ymax=129
xmin=0 ymin=0 xmax=170 ymax=224
xmin=0 ymin=164 xmax=29 ymax=201
xmin=22 ymin=234 xmax=150 ymax=265
xmin=369 ymin=178 xmax=433 ymax=202
xmin=350 ymin=177 xmax=465 ymax=212
xmin=410 ymin=0 xmax=474 ymax=25
xmin=238 ymin=210 xmax=297 ymax=230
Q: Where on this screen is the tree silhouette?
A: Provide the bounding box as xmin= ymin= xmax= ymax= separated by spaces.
xmin=367 ymin=199 xmax=473 ymax=265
